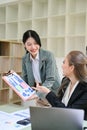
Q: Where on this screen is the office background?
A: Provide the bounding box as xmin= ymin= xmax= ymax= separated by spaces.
xmin=0 ymin=0 xmax=87 ymax=105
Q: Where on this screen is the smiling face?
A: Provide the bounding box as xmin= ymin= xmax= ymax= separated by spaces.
xmin=24 ymin=37 xmax=40 ymax=58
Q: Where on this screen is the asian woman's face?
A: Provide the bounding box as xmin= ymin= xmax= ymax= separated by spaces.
xmin=24 ymin=37 xmax=40 ymax=58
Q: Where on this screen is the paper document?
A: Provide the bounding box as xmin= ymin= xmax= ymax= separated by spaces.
xmin=0 ymin=109 xmax=30 ymax=130
xmin=2 ymin=70 xmax=36 ymax=101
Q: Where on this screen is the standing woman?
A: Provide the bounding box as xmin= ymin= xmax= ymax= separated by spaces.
xmin=22 ymin=30 xmax=60 ymax=105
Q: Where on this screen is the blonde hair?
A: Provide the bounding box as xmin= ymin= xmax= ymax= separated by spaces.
xmin=67 ymin=51 xmax=87 ymax=82
xmin=58 ymin=51 xmax=87 ymax=97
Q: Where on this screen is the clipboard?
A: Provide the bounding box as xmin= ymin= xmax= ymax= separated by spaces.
xmin=2 ymin=70 xmax=36 ymax=101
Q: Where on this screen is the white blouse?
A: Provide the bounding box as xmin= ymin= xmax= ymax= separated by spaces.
xmin=62 ymin=81 xmax=79 ymax=106
xmin=30 ymin=53 xmax=41 ymax=83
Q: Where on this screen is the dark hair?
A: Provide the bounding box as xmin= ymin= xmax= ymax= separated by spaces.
xmin=22 ymin=30 xmax=41 ymax=47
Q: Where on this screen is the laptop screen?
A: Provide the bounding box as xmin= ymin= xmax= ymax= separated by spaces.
xmin=30 ymin=106 xmax=84 ymax=130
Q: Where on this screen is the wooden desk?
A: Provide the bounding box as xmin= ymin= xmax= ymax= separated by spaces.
xmin=0 ymin=104 xmax=31 ymax=130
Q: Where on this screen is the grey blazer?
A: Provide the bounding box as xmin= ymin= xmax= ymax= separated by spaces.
xmin=22 ymin=48 xmax=60 ymax=98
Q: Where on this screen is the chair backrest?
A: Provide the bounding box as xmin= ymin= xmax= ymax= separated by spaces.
xmin=56 ymin=57 xmax=64 ymax=80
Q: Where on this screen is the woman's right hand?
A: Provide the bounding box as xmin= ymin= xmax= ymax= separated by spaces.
xmin=32 ymin=83 xmax=51 ymax=94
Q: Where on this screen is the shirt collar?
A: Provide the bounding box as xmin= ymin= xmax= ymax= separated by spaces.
xmin=30 ymin=52 xmax=39 ymax=61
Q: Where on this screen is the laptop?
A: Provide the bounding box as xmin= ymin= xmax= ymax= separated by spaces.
xmin=30 ymin=106 xmax=84 ymax=130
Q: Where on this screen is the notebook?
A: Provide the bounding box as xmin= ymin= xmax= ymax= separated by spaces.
xmin=30 ymin=106 xmax=84 ymax=130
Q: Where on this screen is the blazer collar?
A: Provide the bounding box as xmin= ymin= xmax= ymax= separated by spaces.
xmin=67 ymin=82 xmax=85 ymax=106
xmin=26 ymin=49 xmax=46 ymax=70
xmin=39 ymin=49 xmax=47 ymax=69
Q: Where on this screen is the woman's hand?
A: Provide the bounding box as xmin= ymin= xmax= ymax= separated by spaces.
xmin=27 ymin=93 xmax=38 ymax=100
xmin=32 ymin=83 xmax=51 ymax=94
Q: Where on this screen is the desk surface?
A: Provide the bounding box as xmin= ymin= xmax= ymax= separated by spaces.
xmin=0 ymin=104 xmax=87 ymax=130
xmin=0 ymin=104 xmax=31 ymax=130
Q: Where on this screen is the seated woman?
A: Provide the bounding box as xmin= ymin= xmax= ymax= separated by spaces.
xmin=33 ymin=50 xmax=87 ymax=120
